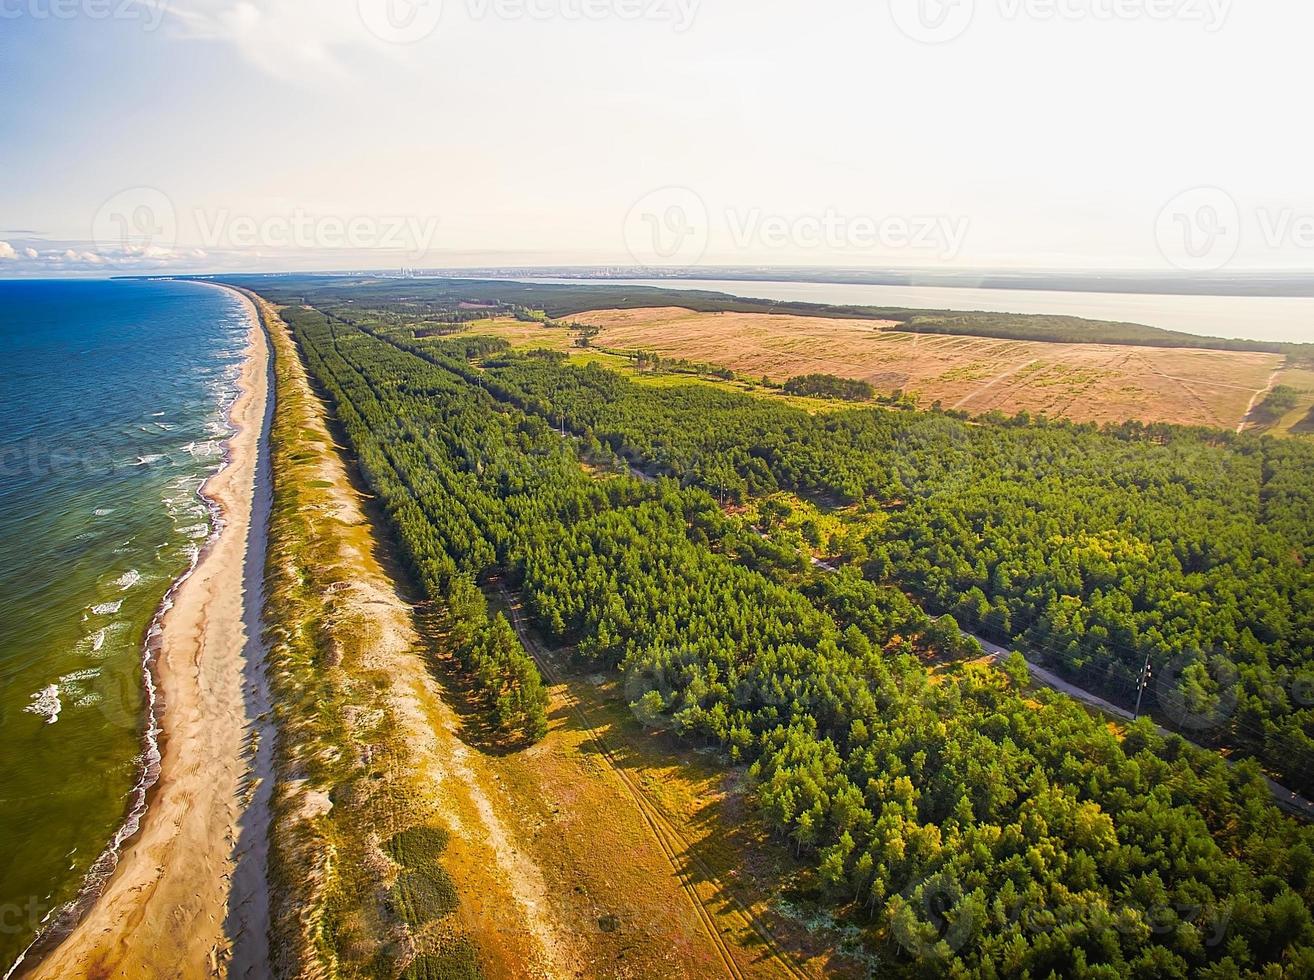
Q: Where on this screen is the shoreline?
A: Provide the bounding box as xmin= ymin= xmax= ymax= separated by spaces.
xmin=15 ymin=284 xmax=275 ymax=979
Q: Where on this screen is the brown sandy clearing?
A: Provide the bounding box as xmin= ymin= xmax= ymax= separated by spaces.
xmin=557 ymin=307 xmax=1283 ymax=428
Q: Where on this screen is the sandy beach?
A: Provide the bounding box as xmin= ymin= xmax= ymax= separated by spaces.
xmin=25 ymin=285 xmax=275 ymax=980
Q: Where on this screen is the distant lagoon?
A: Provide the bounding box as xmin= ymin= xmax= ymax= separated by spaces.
xmin=518 ymin=278 xmax=1314 ymax=346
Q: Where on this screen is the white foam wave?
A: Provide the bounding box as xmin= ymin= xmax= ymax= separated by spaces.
xmin=60 ymin=667 xmax=101 ymax=685
xmin=135 ymin=454 xmax=166 ymax=466
xmin=114 ymin=569 xmax=141 ymax=590
xmin=24 ymin=685 xmax=61 ymax=725
xmin=94 ymin=507 xmax=115 ymax=516
xmin=182 ymin=440 xmax=222 ymax=458
xmin=91 ymin=628 xmax=107 ymax=652
xmin=91 ymin=600 xmax=123 ymax=616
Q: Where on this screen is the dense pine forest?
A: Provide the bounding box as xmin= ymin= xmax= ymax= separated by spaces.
xmin=469 ymin=353 xmax=1314 ymax=795
xmin=250 ymin=276 xmax=1314 ymax=978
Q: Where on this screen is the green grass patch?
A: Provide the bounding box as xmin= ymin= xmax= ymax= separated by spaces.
xmin=402 ymin=940 xmax=482 ymax=980
xmin=390 ymin=868 xmax=459 ymax=927
xmin=385 ymin=825 xmax=451 ymax=867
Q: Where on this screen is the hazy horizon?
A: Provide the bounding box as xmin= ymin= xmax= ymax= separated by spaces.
xmin=3 ymin=0 xmax=1311 ymax=278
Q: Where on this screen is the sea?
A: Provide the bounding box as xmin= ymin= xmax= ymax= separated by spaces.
xmin=0 ymin=279 xmax=249 ymax=973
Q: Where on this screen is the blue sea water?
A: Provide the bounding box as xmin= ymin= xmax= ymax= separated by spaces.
xmin=0 ymin=279 xmax=249 ymax=972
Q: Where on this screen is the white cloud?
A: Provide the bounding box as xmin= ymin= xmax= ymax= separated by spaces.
xmin=23 ymin=248 xmax=38 ymax=259
xmin=0 ymin=241 xmax=16 ymax=259
xmin=163 ymin=1 xmax=400 ymax=80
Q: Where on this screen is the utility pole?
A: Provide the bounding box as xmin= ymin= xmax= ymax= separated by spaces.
xmin=1134 ymin=651 xmax=1153 ymax=719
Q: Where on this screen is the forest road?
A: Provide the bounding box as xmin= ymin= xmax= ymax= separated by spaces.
xmin=806 ymin=557 xmax=1314 ymax=821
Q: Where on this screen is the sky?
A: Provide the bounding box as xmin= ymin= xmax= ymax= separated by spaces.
xmin=0 ymin=0 xmax=1311 ymax=277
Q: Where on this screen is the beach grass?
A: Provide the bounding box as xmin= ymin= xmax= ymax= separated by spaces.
xmin=257 ymin=292 xmax=478 ymax=979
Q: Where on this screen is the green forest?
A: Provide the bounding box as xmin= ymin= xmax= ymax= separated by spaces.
xmin=462 ymin=348 xmax=1314 ymax=797
xmin=253 ymin=279 xmax=1314 ymax=978
xmin=784 ymin=373 xmax=877 ymax=402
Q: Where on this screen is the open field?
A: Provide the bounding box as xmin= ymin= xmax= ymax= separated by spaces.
xmin=536 ymin=307 xmax=1287 ymax=428
xmin=1261 ymin=364 xmax=1314 ymax=435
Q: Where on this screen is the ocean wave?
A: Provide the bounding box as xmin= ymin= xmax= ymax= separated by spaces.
xmin=114 ymin=569 xmax=141 ymax=590
xmin=59 ymin=667 xmax=101 ymax=685
xmin=93 ymin=507 xmax=115 ymax=517
xmin=24 ymin=685 xmax=61 ymax=725
xmin=135 ymin=454 xmax=167 ymax=467
xmin=182 ymin=439 xmax=222 ymax=459
xmin=90 ymin=627 xmax=107 ymax=652
xmin=91 ymin=600 xmax=123 ymax=616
